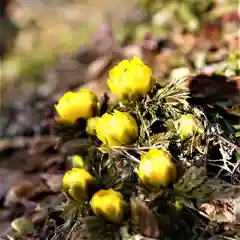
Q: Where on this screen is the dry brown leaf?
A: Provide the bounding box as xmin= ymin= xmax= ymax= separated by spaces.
xmin=131 ymin=197 xmax=160 ymax=239
xmin=199 ymin=179 xmax=240 ymax=224
xmin=200 ymin=200 xmax=235 ymax=223
xmin=188 ymin=74 xmax=239 ymax=102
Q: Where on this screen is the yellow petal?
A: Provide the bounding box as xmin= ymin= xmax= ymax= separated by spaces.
xmin=138 ymin=149 xmax=177 ymax=188
xmin=95 ymin=111 xmax=138 ymax=146
xmin=55 ymin=89 xmax=98 ymax=124
xmin=62 ymin=168 xmax=94 ymax=202
xmin=107 ymin=57 xmax=154 ymax=101
xmin=90 ymin=189 xmax=125 ymax=223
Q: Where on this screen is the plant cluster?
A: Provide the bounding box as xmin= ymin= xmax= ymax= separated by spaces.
xmin=50 ymin=56 xmax=239 ymax=240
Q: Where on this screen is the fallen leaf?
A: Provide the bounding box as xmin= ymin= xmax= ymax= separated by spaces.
xmin=131 ymin=197 xmax=160 ymax=238
xmin=200 ymin=200 xmax=235 ymax=223
xmin=188 ymin=74 xmax=239 ymax=103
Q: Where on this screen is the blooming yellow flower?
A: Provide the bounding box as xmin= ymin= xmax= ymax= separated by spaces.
xmin=62 ymin=168 xmax=94 ymax=203
xmin=178 ymin=114 xmax=204 ymax=141
xmin=95 ymin=110 xmax=138 ymax=146
xmin=86 ymin=117 xmax=101 ymax=136
xmin=55 ymin=89 xmax=98 ymax=124
xmin=108 ymin=56 xmax=155 ymax=100
xmin=138 ymin=149 xmax=177 ymax=188
xmin=90 ymin=189 xmax=125 ymax=223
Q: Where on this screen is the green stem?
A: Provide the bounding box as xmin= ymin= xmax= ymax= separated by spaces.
xmin=136 ymin=102 xmax=151 ymax=146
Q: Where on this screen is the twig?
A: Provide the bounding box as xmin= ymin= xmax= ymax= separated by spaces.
xmin=210 ymin=124 xmax=240 ymax=152
xmin=123 ymin=150 xmax=140 ymax=163
xmin=111 ymin=144 xmax=164 ymax=151
xmin=111 ymin=148 xmax=140 ymax=163
xmin=66 ymin=220 xmax=79 ymax=240
xmin=217 ymin=134 xmax=240 ymax=153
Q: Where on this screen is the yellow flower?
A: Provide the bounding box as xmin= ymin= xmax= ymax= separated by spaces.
xmin=138 ymin=149 xmax=177 ymax=188
xmin=62 ymin=168 xmax=94 ymax=203
xmin=86 ymin=117 xmax=101 ymax=136
xmin=55 ymin=89 xmax=98 ymax=124
xmin=90 ymin=189 xmax=125 ymax=223
xmin=108 ymin=56 xmax=155 ymax=100
xmin=95 ymin=110 xmax=138 ymax=146
xmin=178 ymin=114 xmax=204 ymax=141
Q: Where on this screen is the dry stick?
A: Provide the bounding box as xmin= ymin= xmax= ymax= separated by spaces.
xmin=65 ymin=219 xmax=79 ymax=240
xmin=111 ymin=148 xmax=140 ymax=163
xmin=217 ymin=134 xmax=240 ymax=153
xmin=123 ymin=150 xmax=141 ymax=163
xmin=111 ymin=144 xmax=164 ymax=151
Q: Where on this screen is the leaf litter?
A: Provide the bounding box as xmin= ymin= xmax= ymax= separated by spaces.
xmin=0 ymin=0 xmax=240 ymax=239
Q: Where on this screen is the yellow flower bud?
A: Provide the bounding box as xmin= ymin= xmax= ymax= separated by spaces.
xmin=72 ymin=155 xmax=85 ymax=168
xmin=95 ymin=110 xmax=138 ymax=146
xmin=138 ymin=149 xmax=177 ymax=188
xmin=86 ymin=117 xmax=101 ymax=136
xmin=178 ymin=114 xmax=204 ymax=141
xmin=55 ymin=89 xmax=98 ymax=124
xmin=62 ymin=168 xmax=94 ymax=203
xmin=108 ymin=56 xmax=155 ymax=101
xmin=90 ymin=189 xmax=125 ymax=223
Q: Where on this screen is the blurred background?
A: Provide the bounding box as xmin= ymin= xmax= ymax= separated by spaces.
xmin=0 ymin=0 xmax=239 ymax=237
xmin=1 ymin=0 xmax=239 ymax=109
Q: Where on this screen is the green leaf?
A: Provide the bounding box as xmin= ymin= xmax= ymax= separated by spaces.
xmin=233 ymin=125 xmax=240 ymax=130
xmin=11 ymin=217 xmax=35 ymax=236
xmin=235 ymin=131 xmax=240 ymax=138
xmin=174 ymin=166 xmax=207 ymax=197
xmin=236 ymin=152 xmax=240 ymax=161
